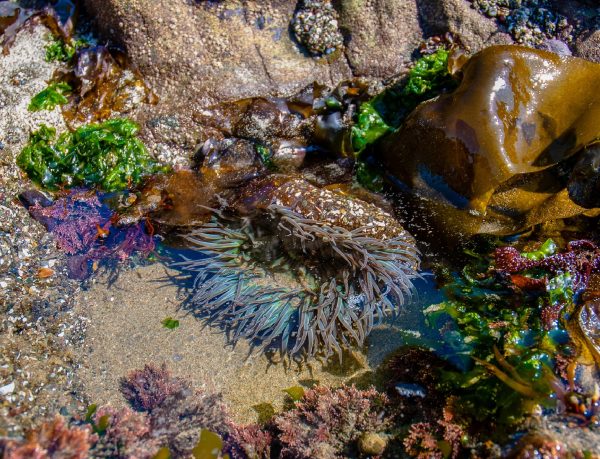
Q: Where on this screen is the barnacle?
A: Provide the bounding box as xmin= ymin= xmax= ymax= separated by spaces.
xmin=176 ymin=177 xmax=420 ymax=357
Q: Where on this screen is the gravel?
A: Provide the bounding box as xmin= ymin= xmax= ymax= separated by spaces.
xmin=0 ymin=24 xmax=88 ymax=436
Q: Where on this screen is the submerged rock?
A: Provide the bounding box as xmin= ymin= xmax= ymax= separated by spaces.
xmin=379 ymin=45 xmax=600 ymax=238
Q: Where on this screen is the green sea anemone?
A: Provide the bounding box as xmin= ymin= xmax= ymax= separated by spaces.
xmin=176 ymin=178 xmax=420 ymax=357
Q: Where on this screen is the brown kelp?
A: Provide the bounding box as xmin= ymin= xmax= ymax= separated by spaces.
xmin=378 ymin=45 xmax=600 ymax=239
xmin=56 ymin=45 xmax=157 ymax=126
xmin=1 ymin=0 xmax=154 ymax=126
xmin=176 ymin=176 xmax=420 ymax=357
xmin=0 ymin=0 xmax=75 ymax=54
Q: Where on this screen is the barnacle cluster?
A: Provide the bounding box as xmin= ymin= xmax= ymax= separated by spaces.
xmin=291 ymin=0 xmax=344 ymax=56
xmin=470 ymin=0 xmax=573 ymax=45
xmin=177 ymin=177 xmax=420 ymax=357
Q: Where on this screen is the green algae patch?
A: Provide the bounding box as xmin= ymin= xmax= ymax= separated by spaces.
xmin=45 ymin=36 xmax=88 ymax=63
xmin=351 ymin=103 xmax=392 ymax=154
xmin=17 ymin=119 xmax=169 ymax=192
xmin=521 ymin=238 xmax=557 ymax=261
xmin=252 ymin=403 xmax=276 ymax=424
xmin=152 ymin=448 xmax=171 ymax=459
xmin=283 ymin=385 xmax=305 ymax=402
xmin=192 ymin=430 xmax=229 ymax=459
xmin=402 ymin=48 xmax=455 ymax=105
xmin=161 ymin=317 xmax=180 ymax=330
xmin=351 ymin=48 xmax=457 ymax=155
xmin=28 ymin=82 xmax=72 ymax=112
xmin=424 ymin=241 xmax=582 ymax=437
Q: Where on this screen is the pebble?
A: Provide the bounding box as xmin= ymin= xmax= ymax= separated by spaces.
xmin=0 ymin=382 xmax=15 ymax=395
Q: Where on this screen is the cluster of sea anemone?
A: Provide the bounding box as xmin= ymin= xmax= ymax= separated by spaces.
xmin=176 ymin=176 xmax=421 ymax=358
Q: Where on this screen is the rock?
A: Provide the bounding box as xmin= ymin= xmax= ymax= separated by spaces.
xmin=568 ymin=145 xmax=600 ymax=209
xmin=337 ymin=0 xmax=422 ymax=78
xmin=80 ymin=0 xmax=513 ymax=161
xmin=358 ymin=432 xmax=387 ymax=456
xmin=416 ymin=0 xmax=512 ymax=52
xmin=378 ymin=45 xmax=600 ymax=239
xmin=0 ymin=382 xmax=15 ymax=395
xmin=574 ymin=30 xmax=600 ymax=63
xmin=80 ymin=0 xmax=354 ymax=159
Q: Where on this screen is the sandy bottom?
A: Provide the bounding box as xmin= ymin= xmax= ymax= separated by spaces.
xmin=74 ymin=262 xmax=436 ymax=423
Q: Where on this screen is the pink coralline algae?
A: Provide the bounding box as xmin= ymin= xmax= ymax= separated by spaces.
xmin=273 ymin=385 xmax=390 ymax=459
xmin=91 ymin=406 xmax=160 ymax=459
xmin=24 ymin=189 xmax=155 ymax=279
xmin=403 ymin=408 xmax=464 ymax=459
xmin=120 ymin=363 xmax=189 ymax=412
xmin=119 ymin=363 xmax=230 ymax=458
xmin=0 ymin=416 xmax=95 ymax=459
xmin=223 ymin=423 xmax=273 ymax=459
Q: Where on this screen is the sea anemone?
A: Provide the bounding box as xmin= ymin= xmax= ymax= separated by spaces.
xmin=176 ymin=177 xmax=420 ymax=357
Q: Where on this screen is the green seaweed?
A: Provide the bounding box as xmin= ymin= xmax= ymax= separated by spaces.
xmin=255 ymin=144 xmax=273 ymax=169
xmin=17 ymin=119 xmax=169 ymax=192
xmin=355 ymin=161 xmax=384 ymax=192
xmin=28 ymin=82 xmax=72 ymax=112
xmin=283 ymin=385 xmax=305 ymax=402
xmin=191 ymin=430 xmax=229 ymax=459
xmin=252 ymin=403 xmax=276 ymax=424
xmin=351 ymin=48 xmax=457 ymax=155
xmin=351 ymin=103 xmax=392 ymax=154
xmin=152 ymin=448 xmax=171 ymax=459
xmin=84 ymin=404 xmax=109 ymax=435
xmin=402 ymin=49 xmax=454 ymax=103
xmin=521 ymin=238 xmax=557 ymax=261
xmin=425 ymin=245 xmax=573 ymax=437
xmin=162 ymin=317 xmax=180 ymax=330
xmin=45 ymin=36 xmax=88 ymax=62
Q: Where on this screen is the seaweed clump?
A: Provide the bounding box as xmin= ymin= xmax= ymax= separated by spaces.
xmin=351 ymin=47 xmax=458 ymax=155
xmin=0 ymin=416 xmax=95 ymax=459
xmin=89 ymin=406 xmax=160 ymax=459
xmin=45 ymin=36 xmax=88 ymax=63
xmin=120 ymin=363 xmax=230 ymax=458
xmin=22 ymin=188 xmax=156 ymax=279
xmin=422 ymin=237 xmax=600 ymax=450
xmin=119 ymin=363 xmax=189 ymax=412
xmin=273 ymin=385 xmax=390 ymax=458
xmin=17 ymin=119 xmax=168 ymax=192
xmin=28 ymin=82 xmax=72 ymax=112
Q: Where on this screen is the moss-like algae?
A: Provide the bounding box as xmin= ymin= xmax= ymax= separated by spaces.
xmin=17 ymin=119 xmax=169 ymax=192
xmin=351 ymin=48 xmax=457 ymax=155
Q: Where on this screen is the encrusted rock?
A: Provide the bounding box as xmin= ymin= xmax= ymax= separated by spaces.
xmin=357 ymin=432 xmax=387 ymax=456
xmin=291 ymin=0 xmax=343 ymax=56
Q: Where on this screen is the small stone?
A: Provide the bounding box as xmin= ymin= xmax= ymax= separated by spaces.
xmin=0 ymin=382 xmax=15 ymax=396
xmin=358 ymin=432 xmax=387 ymax=456
xmin=37 ymin=267 xmax=54 ymax=278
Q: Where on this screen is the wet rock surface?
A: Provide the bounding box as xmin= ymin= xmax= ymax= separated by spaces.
xmin=78 ymin=0 xmax=558 ymax=161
